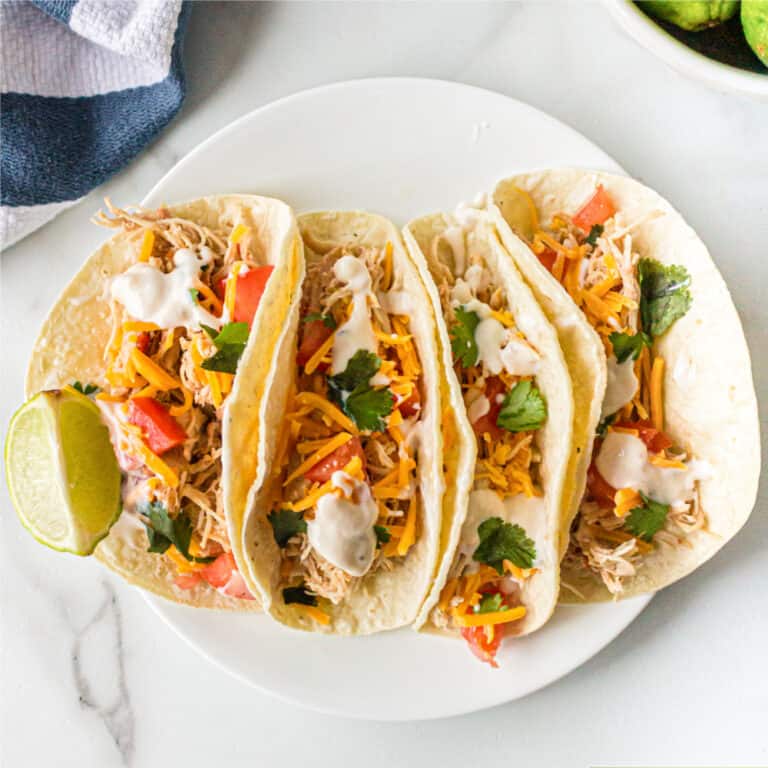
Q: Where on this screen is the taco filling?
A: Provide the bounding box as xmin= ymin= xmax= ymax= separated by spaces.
xmin=423 ymin=209 xmax=550 ymax=667
xmin=83 ymin=202 xmax=274 ymax=600
xmin=265 ymin=239 xmax=426 ymax=625
xmin=517 ymin=185 xmax=710 ymax=596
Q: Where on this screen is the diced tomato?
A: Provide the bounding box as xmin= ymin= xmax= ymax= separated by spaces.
xmin=613 ymin=419 xmax=673 ymax=453
xmin=136 ymin=332 xmax=151 ymax=354
xmin=305 ymin=437 xmax=366 ymax=483
xmin=587 ymin=461 xmax=617 ymax=509
xmin=471 ymin=376 xmax=505 ymax=441
xmin=536 ymin=247 xmax=558 ymax=274
xmin=398 ymin=386 xmax=421 ymax=418
xmin=572 ymin=185 xmax=616 ymax=232
xmin=199 ymin=552 xmax=255 ymax=599
xmin=217 ymin=265 xmax=274 ymax=327
xmin=296 ymin=318 xmax=334 ymax=368
xmin=459 ymin=588 xmax=510 ymax=668
xmin=174 ymin=572 xmax=202 ymax=590
xmin=127 ymin=397 xmax=187 ymax=455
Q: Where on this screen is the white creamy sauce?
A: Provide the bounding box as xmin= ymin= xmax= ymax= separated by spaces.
xmin=457 ymin=489 xmax=547 ymax=568
xmin=595 ymin=432 xmax=711 ymax=505
xmin=111 ymin=247 xmax=220 ymax=330
xmin=466 ymin=393 xmax=490 ymax=424
xmin=109 ymin=510 xmax=147 ymax=547
xmin=442 ymin=227 xmax=466 ymax=274
xmin=499 ymin=336 xmax=539 ymax=377
xmin=464 ymin=264 xmax=490 ymax=295
xmin=379 ymin=290 xmax=412 ymax=316
xmin=307 ymin=471 xmax=378 ymax=577
xmin=474 ymin=315 xmax=509 ymax=375
xmin=331 ymin=256 xmax=378 ymax=375
xmin=601 ymin=356 xmax=639 ymax=419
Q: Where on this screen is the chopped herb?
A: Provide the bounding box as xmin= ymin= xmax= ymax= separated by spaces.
xmin=268 ymin=509 xmax=307 ymax=547
xmin=450 ymin=306 xmax=480 ymax=368
xmin=343 ymin=386 xmax=394 ymax=432
xmin=374 ymin=525 xmax=391 ymax=546
xmin=72 ymin=381 xmax=99 ymax=396
xmin=303 ymin=312 xmax=337 ymax=329
xmin=585 ymin=224 xmax=604 ymax=246
xmin=638 ymin=258 xmax=692 ymax=339
xmin=200 ymin=264 xmax=209 ymax=272
xmin=475 ymin=592 xmax=504 ymax=614
xmin=283 ymin=583 xmax=317 ymax=606
xmin=200 ymin=321 xmax=250 ymax=374
xmin=328 ymin=350 xmax=394 ymax=432
xmin=473 ymin=517 xmax=536 ymax=574
xmin=189 ymin=288 xmax=200 ymax=304
xmin=596 ymin=413 xmax=617 ymax=438
xmin=328 ymin=350 xmax=380 ymax=392
xmin=496 ymin=380 xmax=547 ymax=433
xmin=609 ymin=330 xmax=652 ymax=363
xmin=624 ymin=492 xmax=669 ymax=543
xmin=140 ymin=502 xmax=214 ymax=562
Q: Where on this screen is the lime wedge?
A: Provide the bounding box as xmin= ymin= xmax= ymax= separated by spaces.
xmin=5 ymin=388 xmax=122 ymax=555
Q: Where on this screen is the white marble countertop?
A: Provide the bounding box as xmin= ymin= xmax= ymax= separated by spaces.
xmin=2 ymin=3 xmax=766 ymax=766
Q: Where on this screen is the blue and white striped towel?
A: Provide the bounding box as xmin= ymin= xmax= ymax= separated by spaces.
xmin=0 ymin=0 xmax=189 ymax=250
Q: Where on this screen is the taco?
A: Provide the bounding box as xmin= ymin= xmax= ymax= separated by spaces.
xmin=404 ymin=204 xmax=574 ymax=666
xmin=24 ymin=195 xmax=303 ymax=608
xmin=238 ymin=211 xmax=448 ymax=634
xmin=492 ymin=169 xmax=760 ymax=601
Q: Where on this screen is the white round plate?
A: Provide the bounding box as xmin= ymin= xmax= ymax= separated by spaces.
xmin=142 ymin=78 xmax=651 ymax=720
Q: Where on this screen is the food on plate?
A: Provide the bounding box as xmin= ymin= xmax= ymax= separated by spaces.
xmin=492 ymin=169 xmax=759 ymax=601
xmin=640 ymin=1 xmax=738 ymax=31
xmin=742 ymin=0 xmax=768 ymax=65
xmin=238 ymin=211 xmax=450 ymax=634
xmin=404 ymin=203 xmax=573 ymax=666
xmin=10 ymin=195 xmax=302 ymax=608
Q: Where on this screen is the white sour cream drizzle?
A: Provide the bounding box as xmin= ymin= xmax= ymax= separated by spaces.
xmin=466 ymin=393 xmax=490 ymax=424
xmin=456 ymin=489 xmax=548 ymax=568
xmin=110 ymin=247 xmax=221 ymax=330
xmin=330 ymin=256 xmax=377 ymax=375
xmin=307 ymin=471 xmax=378 ymax=576
xmin=596 ymin=432 xmax=711 ymax=505
xmin=601 ymin=356 xmax=639 ymax=419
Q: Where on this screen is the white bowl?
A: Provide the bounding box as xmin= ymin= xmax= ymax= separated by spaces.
xmin=606 ymin=0 xmax=768 ymax=100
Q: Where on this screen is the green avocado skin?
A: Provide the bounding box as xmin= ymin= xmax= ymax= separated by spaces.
xmin=742 ymin=0 xmax=768 ymax=66
xmin=641 ymin=1 xmax=738 ymax=31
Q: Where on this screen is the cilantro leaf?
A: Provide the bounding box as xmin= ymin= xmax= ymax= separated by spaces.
xmin=328 ymin=350 xmax=380 ymax=392
xmin=140 ymin=502 xmax=214 ymax=562
xmin=450 ymin=306 xmax=480 ymax=368
xmin=343 ymin=385 xmax=394 ymax=432
xmin=268 ymin=509 xmax=307 ymax=547
xmin=189 ymin=288 xmax=200 ymax=304
xmin=72 ymin=381 xmax=99 ymax=396
xmin=596 ymin=413 xmax=616 ymax=438
xmin=475 ymin=593 xmax=503 ymax=614
xmin=624 ymin=492 xmax=669 ymax=543
xmin=303 ymin=312 xmax=337 ymax=329
xmin=282 ymin=583 xmax=317 ymax=606
xmin=201 ymin=321 xmax=250 ymax=374
xmin=609 ymin=331 xmax=652 ymax=363
xmin=473 ymin=517 xmax=536 ymax=573
xmin=638 ymin=258 xmax=692 ymax=339
xmin=496 ymin=380 xmax=547 ymax=433
xmin=374 ymin=525 xmax=391 ymax=546
xmin=585 ymin=224 xmax=604 ymax=246
xmin=327 ymin=350 xmax=393 ymax=431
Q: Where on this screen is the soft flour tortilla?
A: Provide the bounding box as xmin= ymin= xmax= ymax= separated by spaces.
xmin=491 ymin=180 xmax=607 ymax=561
xmin=26 ymin=195 xmax=302 ymax=610
xmin=404 ymin=208 xmax=574 ymax=636
xmin=493 ymin=169 xmax=760 ymax=601
xmin=239 ymin=211 xmax=447 ymax=635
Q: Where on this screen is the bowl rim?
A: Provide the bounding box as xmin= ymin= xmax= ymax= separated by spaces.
xmin=606 ymin=0 xmax=768 ymax=98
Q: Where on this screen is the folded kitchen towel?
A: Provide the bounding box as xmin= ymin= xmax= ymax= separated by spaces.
xmin=0 ymin=0 xmax=190 ymax=250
